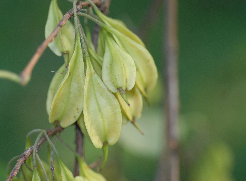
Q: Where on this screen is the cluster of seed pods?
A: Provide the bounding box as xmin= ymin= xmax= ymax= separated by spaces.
xmin=42 ymin=0 xmax=158 ymax=179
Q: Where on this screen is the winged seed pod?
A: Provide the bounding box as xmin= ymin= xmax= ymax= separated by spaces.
xmin=77 ymin=157 xmax=107 ymax=181
xmin=46 ymin=64 xmax=66 ymax=115
xmin=58 ymin=159 xmax=76 ymax=181
xmin=102 ymin=32 xmax=136 ymax=94
xmin=45 ymin=0 xmax=75 ymax=61
xmin=107 ymin=28 xmax=158 ymax=98
xmin=49 ymin=35 xmax=85 ymax=128
xmin=83 ymin=57 xmax=122 ymax=148
xmin=32 ymin=169 xmax=41 ymax=181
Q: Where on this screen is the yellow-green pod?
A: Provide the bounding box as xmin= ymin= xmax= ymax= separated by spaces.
xmin=78 ymin=157 xmax=106 ymax=181
xmin=49 ymin=35 xmax=85 ymax=128
xmin=102 ymin=32 xmax=136 ymax=93
xmin=83 ymin=57 xmax=122 ymax=148
xmin=58 ymin=159 xmax=75 ymax=181
xmin=88 ymin=48 xmax=103 ymax=78
xmin=32 ymin=169 xmax=41 ymax=181
xmin=91 ymin=5 xmax=145 ymax=47
xmin=45 ymin=0 xmax=75 ymax=60
xmin=46 ymin=64 xmax=66 ymax=115
xmin=116 ymin=86 xmax=143 ymax=121
xmin=108 ymin=28 xmax=158 ymax=98
xmin=75 ymin=176 xmax=88 ymax=181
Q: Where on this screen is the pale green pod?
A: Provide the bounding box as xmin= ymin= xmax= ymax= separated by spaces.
xmin=77 ymin=113 xmax=90 ymax=138
xmin=58 ymin=159 xmax=75 ymax=181
xmin=116 ymin=86 xmax=143 ymax=121
xmin=84 ymin=58 xmax=122 ymax=148
xmin=49 ymin=35 xmax=85 ymax=128
xmin=122 ymin=114 xmax=129 ymax=125
xmin=78 ymin=157 xmax=106 ymax=181
xmin=45 ymin=0 xmax=75 ymax=59
xmin=32 ymin=169 xmax=41 ymax=181
xmin=102 ymin=32 xmax=136 ymax=93
xmin=88 ymin=48 xmax=103 ymax=78
xmin=46 ymin=64 xmax=66 ymax=115
xmin=75 ymin=176 xmax=88 ymax=181
xmin=91 ymin=4 xmax=145 ymax=47
xmin=108 ymin=28 xmax=158 ymax=97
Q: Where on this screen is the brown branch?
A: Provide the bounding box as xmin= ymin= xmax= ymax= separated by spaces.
xmin=74 ymin=123 xmax=84 ymax=176
xmin=20 ymin=0 xmax=101 ymax=86
xmin=163 ymin=0 xmax=180 ymax=180
xmin=7 ymin=126 xmax=64 ymax=181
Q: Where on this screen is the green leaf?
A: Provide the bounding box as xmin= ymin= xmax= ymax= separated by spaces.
xmin=0 ymin=70 xmax=21 ymax=84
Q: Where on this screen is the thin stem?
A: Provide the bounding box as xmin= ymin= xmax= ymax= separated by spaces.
xmin=43 ymin=132 xmax=60 ymax=157
xmin=74 ymin=124 xmax=84 ymax=176
xmin=23 ymin=162 xmax=33 ymax=173
xmin=36 ymin=154 xmax=50 ymax=181
xmin=7 ymin=126 xmax=64 ymax=181
xmin=33 ymin=131 xmax=45 ymax=169
xmin=26 ymin=129 xmax=43 ymax=138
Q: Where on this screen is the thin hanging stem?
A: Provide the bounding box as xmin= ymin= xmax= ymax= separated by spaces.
xmin=26 ymin=129 xmax=43 ymax=138
xmin=33 ymin=131 xmax=45 ymax=169
xmin=36 ymin=154 xmax=50 ymax=181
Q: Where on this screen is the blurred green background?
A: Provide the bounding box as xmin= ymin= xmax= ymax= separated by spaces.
xmin=1 ymin=0 xmax=246 ymax=180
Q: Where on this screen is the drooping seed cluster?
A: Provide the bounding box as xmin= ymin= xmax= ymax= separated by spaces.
xmin=46 ymin=0 xmax=158 ymax=149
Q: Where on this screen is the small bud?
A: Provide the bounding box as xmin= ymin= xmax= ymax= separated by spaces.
xmin=49 ymin=35 xmax=85 ymax=128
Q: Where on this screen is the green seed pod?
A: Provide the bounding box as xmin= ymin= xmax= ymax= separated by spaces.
xmin=32 ymin=169 xmax=41 ymax=181
xmin=45 ymin=0 xmax=75 ymax=60
xmin=108 ymin=29 xmax=158 ymax=98
xmin=46 ymin=64 xmax=66 ymax=115
xmin=77 ymin=157 xmax=106 ymax=181
xmin=88 ymin=48 xmax=103 ymax=78
xmin=116 ymin=86 xmax=144 ymax=134
xmin=116 ymin=86 xmax=143 ymax=121
xmin=102 ymin=32 xmax=136 ymax=94
xmin=75 ymin=176 xmax=88 ymax=181
xmin=58 ymin=159 xmax=75 ymax=181
xmin=49 ymin=35 xmax=85 ymax=128
xmin=83 ymin=57 xmax=122 ymax=148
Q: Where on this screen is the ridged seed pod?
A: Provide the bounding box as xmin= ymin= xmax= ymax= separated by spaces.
xmin=49 ymin=35 xmax=85 ymax=128
xmin=83 ymin=57 xmax=122 ymax=148
xmin=102 ymin=32 xmax=136 ymax=93
xmin=45 ymin=0 xmax=75 ymax=61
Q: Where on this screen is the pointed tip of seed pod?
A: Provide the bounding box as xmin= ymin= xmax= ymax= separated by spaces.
xmin=131 ymin=118 xmax=144 ymax=135
xmin=117 ymin=87 xmax=130 ymax=106
xmin=100 ymin=142 xmax=108 ymax=172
